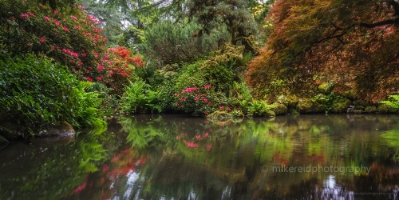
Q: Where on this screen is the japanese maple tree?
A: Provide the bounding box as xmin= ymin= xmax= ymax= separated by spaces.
xmin=246 ymin=0 xmax=399 ymax=101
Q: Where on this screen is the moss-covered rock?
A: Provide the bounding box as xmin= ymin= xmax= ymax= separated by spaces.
xmin=364 ymin=106 xmax=377 ymax=113
xmin=341 ymin=89 xmax=356 ymax=100
xmin=37 ymin=121 xmax=75 ymax=137
xmin=0 ymin=121 xmax=75 ymax=139
xmin=378 ymin=104 xmax=398 ymax=113
xmin=296 ymin=98 xmax=324 ymax=113
xmin=269 ymin=103 xmax=287 ymax=115
xmin=277 ymin=94 xmax=299 ymax=108
xmin=231 ymin=110 xmax=245 ymax=118
xmin=266 ymin=110 xmax=276 ymax=117
xmin=330 ymin=98 xmax=352 ymax=113
xmin=277 ymin=95 xmax=288 ymax=105
xmin=317 ymin=82 xmax=333 ymax=94
xmin=206 ymin=111 xmax=233 ymax=120
xmin=297 ymin=98 xmax=313 ymax=113
xmin=287 ymin=94 xmax=299 ymax=107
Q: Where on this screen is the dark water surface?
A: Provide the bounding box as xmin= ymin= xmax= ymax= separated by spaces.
xmin=1 ymin=114 xmax=399 ymax=200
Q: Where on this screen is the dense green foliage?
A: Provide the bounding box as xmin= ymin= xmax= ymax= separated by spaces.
xmin=0 ymin=54 xmax=105 ymax=136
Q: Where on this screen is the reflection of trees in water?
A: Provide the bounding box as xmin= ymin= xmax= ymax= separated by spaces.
xmin=67 ymin=115 xmax=399 ymax=199
xmin=0 ymin=131 xmax=111 ymax=200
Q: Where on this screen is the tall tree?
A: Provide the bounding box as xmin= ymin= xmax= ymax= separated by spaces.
xmin=246 ymin=0 xmax=399 ymax=101
xmin=187 ymin=0 xmax=258 ymax=53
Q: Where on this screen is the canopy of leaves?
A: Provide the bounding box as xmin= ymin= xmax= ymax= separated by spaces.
xmin=246 ymin=0 xmax=399 ymax=101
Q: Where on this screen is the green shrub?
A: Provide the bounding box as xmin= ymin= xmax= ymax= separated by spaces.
xmin=171 ymin=45 xmax=252 ymax=115
xmin=0 ymin=54 xmax=105 ymax=136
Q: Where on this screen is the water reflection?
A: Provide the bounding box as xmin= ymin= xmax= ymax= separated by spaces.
xmin=1 ymin=114 xmax=399 ymax=199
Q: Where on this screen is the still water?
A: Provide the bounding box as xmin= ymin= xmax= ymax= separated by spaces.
xmin=1 ymin=114 xmax=399 ymax=199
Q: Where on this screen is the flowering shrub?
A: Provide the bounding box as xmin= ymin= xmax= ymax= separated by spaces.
xmin=174 ymin=84 xmax=232 ymax=115
xmin=0 ymin=0 xmax=109 ymax=82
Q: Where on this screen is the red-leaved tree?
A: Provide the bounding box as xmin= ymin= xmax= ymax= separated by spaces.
xmin=246 ymin=0 xmax=399 ymax=102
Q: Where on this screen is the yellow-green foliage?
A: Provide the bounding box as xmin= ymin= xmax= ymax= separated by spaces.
xmin=380 ymin=94 xmax=399 ymax=113
xmin=200 ymin=44 xmax=244 ymax=69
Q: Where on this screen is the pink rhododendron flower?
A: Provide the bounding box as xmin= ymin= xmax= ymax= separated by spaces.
xmin=71 ymin=16 xmax=77 ymax=20
xmin=97 ymin=76 xmax=104 ymax=81
xmin=185 ymin=87 xmax=198 ymax=93
xmin=45 ymin=16 xmax=50 ymax=21
xmin=204 ymin=84 xmax=211 ymax=89
xmin=97 ymin=65 xmax=105 ymax=73
xmin=220 ymin=106 xmax=225 ymax=111
xmin=85 ymin=76 xmax=93 ymax=82
xmin=176 ymin=136 xmax=180 ymax=140
xmin=63 ymin=26 xmax=69 ymax=31
xmin=196 ymin=135 xmax=201 ymax=140
xmin=40 ymin=37 xmax=45 ymax=43
xmin=174 ymin=93 xmax=179 ymax=97
xmin=54 ymin=19 xmax=60 ymax=26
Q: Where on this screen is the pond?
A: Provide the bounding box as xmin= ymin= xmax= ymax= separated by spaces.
xmin=1 ymin=114 xmax=399 ymax=199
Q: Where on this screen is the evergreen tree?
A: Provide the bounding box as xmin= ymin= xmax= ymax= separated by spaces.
xmin=186 ymin=0 xmax=259 ymax=53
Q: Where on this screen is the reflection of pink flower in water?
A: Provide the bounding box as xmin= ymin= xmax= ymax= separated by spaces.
xmin=176 ymin=136 xmax=180 ymax=140
xmin=102 ymin=164 xmax=109 ymax=172
xmin=196 ymin=135 xmax=201 ymax=140
xmin=206 ymin=144 xmax=212 ymax=151
xmin=73 ymin=183 xmax=87 ymax=194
